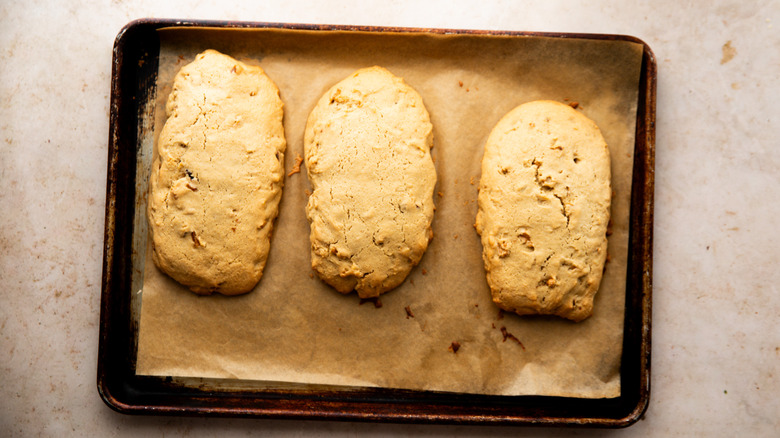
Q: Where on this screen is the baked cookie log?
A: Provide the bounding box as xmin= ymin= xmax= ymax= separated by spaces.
xmin=475 ymin=100 xmax=611 ymax=322
xmin=148 ymin=50 xmax=286 ymax=295
xmin=304 ymin=67 xmax=436 ymax=298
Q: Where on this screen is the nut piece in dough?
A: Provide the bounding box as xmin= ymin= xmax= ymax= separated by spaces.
xmin=148 ymin=50 xmax=286 ymax=295
xmin=304 ymin=66 xmax=436 ymax=298
xmin=475 ymin=100 xmax=611 ymax=321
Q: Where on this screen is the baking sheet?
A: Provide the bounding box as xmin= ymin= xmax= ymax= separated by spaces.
xmin=134 ymin=27 xmax=643 ymax=398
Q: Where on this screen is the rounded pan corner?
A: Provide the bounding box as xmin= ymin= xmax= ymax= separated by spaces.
xmin=554 ymin=32 xmax=657 ymax=75
xmin=97 ymin=375 xmax=135 ymax=415
xmin=622 ymin=34 xmax=657 ymax=67
xmin=615 ymin=391 xmax=651 ymax=428
xmin=113 ymin=18 xmax=158 ymax=51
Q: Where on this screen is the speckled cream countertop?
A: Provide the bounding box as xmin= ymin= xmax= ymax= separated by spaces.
xmin=1 ymin=1 xmax=778 ymax=436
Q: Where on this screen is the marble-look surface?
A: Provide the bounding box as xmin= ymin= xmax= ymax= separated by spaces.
xmin=1 ymin=1 xmax=778 ymax=436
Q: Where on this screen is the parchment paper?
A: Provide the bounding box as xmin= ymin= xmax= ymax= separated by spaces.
xmin=135 ymin=28 xmax=643 ymax=398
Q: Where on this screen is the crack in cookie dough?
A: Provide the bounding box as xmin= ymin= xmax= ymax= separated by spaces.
xmin=475 ymin=100 xmax=610 ymax=321
xmin=148 ymin=50 xmax=286 ymax=295
xmin=530 ymin=157 xmax=571 ymax=227
xmin=304 ymin=67 xmax=435 ymax=298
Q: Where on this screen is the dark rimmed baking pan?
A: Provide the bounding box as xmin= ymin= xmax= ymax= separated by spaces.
xmin=98 ymin=18 xmax=654 ymax=427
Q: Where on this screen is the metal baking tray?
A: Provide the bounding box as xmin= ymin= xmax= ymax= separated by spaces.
xmin=98 ymin=18 xmax=654 ymax=427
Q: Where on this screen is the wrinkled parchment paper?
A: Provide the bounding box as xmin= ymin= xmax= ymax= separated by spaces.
xmin=135 ymin=28 xmax=643 ymax=398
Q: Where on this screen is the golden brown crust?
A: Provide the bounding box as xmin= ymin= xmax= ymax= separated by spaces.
xmin=148 ymin=50 xmax=286 ymax=295
xmin=304 ymin=66 xmax=436 ymax=298
xmin=475 ymin=100 xmax=610 ymax=321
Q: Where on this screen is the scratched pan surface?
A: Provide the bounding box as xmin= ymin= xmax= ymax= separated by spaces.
xmin=98 ymin=18 xmax=654 ymax=426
